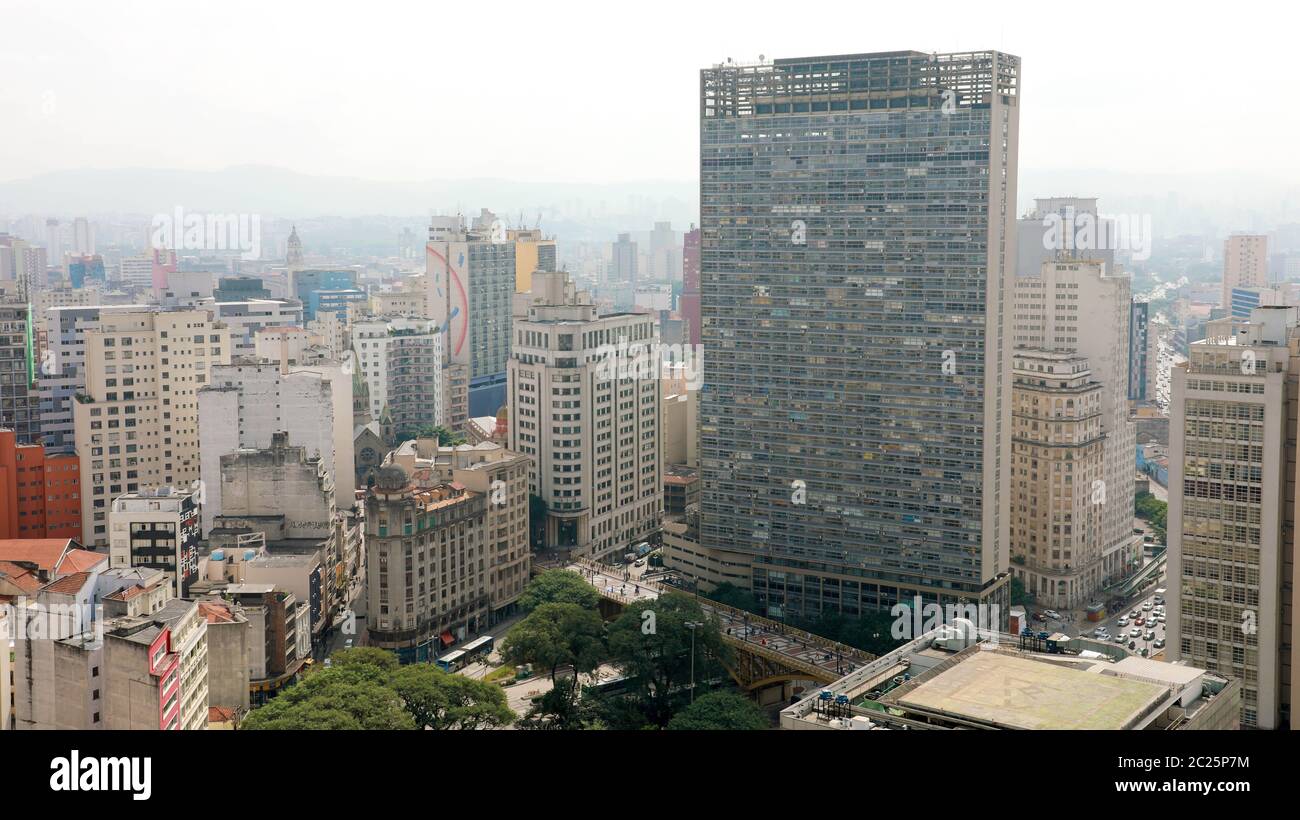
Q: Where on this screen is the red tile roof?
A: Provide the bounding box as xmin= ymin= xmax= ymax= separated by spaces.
xmin=0 ymin=539 xmax=73 ymax=572
xmin=198 ymin=601 xmax=236 ymax=623
xmin=42 ymin=571 xmax=92 ymax=595
xmin=0 ymin=561 xmax=42 ymax=594
xmin=58 ymin=549 xmax=107 ymax=574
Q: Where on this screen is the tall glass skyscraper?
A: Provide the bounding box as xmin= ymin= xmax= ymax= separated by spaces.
xmin=698 ymin=51 xmax=1020 ymax=619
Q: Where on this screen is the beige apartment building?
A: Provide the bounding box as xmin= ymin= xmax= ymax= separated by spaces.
xmin=364 ymin=466 xmax=489 ymax=662
xmin=1222 ymin=234 xmax=1269 ymax=310
xmin=387 ymin=439 xmax=531 ymax=620
xmin=1009 ymin=350 xmax=1107 ymax=607
xmin=73 ymin=309 xmax=232 ymax=546
xmin=507 ymin=270 xmax=662 ymax=560
xmin=1169 ymin=306 xmax=1300 ymax=730
xmin=1014 ymin=258 xmax=1140 ymax=596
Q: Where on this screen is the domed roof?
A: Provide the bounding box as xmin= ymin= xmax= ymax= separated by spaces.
xmin=374 ymin=465 xmax=409 ymax=492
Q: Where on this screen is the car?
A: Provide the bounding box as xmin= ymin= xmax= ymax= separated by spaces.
xmin=1154 ymin=596 xmax=1165 ymax=605
xmin=344 ymin=639 xmax=353 ymax=649
xmin=1129 ymin=627 xmax=1141 ymax=637
xmin=634 ymin=558 xmax=646 ymax=567
xmin=1043 ymin=610 xmax=1062 ymax=621
xmin=1114 ymin=634 xmax=1127 ymax=644
xmin=1117 ymin=617 xmax=1129 ymax=627
xmin=1142 ymin=602 xmax=1153 ymax=611
xmin=1157 ymin=615 xmax=1166 ymax=624
xmin=1128 ymin=640 xmax=1137 ymax=650
xmin=1135 ymin=616 xmax=1145 ymax=626
xmin=1144 ymin=630 xmax=1156 ymax=641
xmin=1154 ymin=638 xmax=1166 ymax=649
xmin=1129 ymin=611 xmax=1139 ymax=620
xmin=1093 ymin=627 xmax=1109 ymax=638
xmin=1139 ymin=648 xmax=1149 ymax=657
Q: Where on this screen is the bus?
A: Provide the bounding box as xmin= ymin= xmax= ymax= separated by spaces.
xmin=461 ymin=635 xmax=495 ymax=660
xmin=435 ymin=649 xmax=467 ymax=672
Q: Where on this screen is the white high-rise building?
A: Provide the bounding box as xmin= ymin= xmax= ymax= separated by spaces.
xmin=350 ymin=315 xmax=443 ymax=433
xmin=1014 ymin=258 xmax=1140 ymax=591
xmin=508 ymin=270 xmax=661 ymax=559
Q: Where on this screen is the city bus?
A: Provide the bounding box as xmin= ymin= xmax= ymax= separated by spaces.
xmin=434 ymin=649 xmax=467 ymax=672
xmin=461 ymin=635 xmax=494 ymax=660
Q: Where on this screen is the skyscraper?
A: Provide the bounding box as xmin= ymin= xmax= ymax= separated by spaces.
xmin=1168 ymin=306 xmax=1300 ymax=729
xmin=698 ymin=51 xmax=1020 ymax=619
xmin=681 ymin=225 xmax=701 ymax=345
xmin=1129 ymin=300 xmax=1149 ymax=401
xmin=1222 ymin=234 xmax=1268 ymax=310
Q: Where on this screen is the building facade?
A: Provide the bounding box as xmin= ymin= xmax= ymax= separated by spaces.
xmin=698 ymin=51 xmax=1019 ymax=619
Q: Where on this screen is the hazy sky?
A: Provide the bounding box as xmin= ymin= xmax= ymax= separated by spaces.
xmin=2 ymin=0 xmax=1294 ymax=185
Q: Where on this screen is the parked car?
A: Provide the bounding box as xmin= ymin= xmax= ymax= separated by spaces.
xmin=1043 ymin=610 xmax=1062 ymax=621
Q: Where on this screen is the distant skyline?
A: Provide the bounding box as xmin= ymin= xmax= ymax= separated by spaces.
xmin=3 ymin=0 xmax=1296 ymax=187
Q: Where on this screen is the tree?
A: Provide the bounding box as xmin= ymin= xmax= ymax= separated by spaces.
xmin=704 ymin=582 xmax=761 ymax=615
xmin=397 ymin=424 xmax=466 ymax=447
xmin=500 ymin=603 xmax=605 ymax=682
xmin=389 ymin=665 xmax=514 ymax=730
xmin=1135 ymin=491 xmax=1167 ymax=542
xmin=240 ymin=665 xmax=416 ymax=730
xmin=1010 ymin=575 xmax=1035 ymax=607
xmin=518 ymin=569 xmax=600 ymax=613
xmin=666 ymin=691 xmax=768 ymax=731
xmin=606 ymin=592 xmax=730 ymax=727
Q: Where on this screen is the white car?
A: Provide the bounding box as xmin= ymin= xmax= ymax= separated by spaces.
xmin=1114 ymin=634 xmax=1127 ymax=644
xmin=1043 ymin=610 xmax=1062 ymax=621
xmin=1142 ymin=602 xmax=1153 ymax=611
xmin=1129 ymin=627 xmax=1141 ymax=637
xmin=1117 ymin=617 xmax=1129 ymax=627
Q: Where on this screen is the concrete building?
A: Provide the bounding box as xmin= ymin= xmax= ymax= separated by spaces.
xmin=351 ymin=316 xmax=444 ymax=434
xmin=203 ymin=298 xmax=303 ymax=359
xmin=194 ymin=598 xmax=250 ymax=714
xmin=1168 ymin=306 xmax=1300 ymax=729
xmin=508 ymin=270 xmax=662 ymax=560
xmin=364 ymin=466 xmax=488 ymax=662
xmin=1222 ymin=234 xmax=1269 ymax=310
xmin=1009 ymin=351 xmax=1107 ymax=607
xmin=221 ymin=583 xmax=307 ymax=704
xmin=508 ymin=227 xmax=556 ymax=294
xmin=290 ymin=269 xmax=357 ymax=320
xmin=681 ymin=225 xmax=701 ymax=345
xmin=387 ymin=440 xmax=531 ymax=619
xmin=212 ymin=275 xmax=270 ymax=303
xmin=1017 ymin=197 xmax=1116 ymax=277
xmin=425 ymin=213 xmax=515 ymax=417
xmin=1014 ymin=257 xmax=1141 ymax=590
xmin=0 ymin=429 xmax=81 ymax=540
xmin=782 ymin=629 xmax=1240 ymax=731
xmin=198 ymin=362 xmax=344 ymax=535
xmin=108 ymin=487 xmax=201 ymax=598
xmin=160 ymin=271 xmax=215 ymax=307
xmin=73 ymin=308 xmax=232 ymax=546
xmin=698 ymin=51 xmax=1019 ymax=620
xmin=370 ymin=284 xmax=428 ymax=318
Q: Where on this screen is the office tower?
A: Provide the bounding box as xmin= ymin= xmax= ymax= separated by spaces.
xmin=388 ymin=439 xmax=532 ymax=620
xmin=648 ymin=221 xmax=680 ymax=280
xmin=371 ymin=283 xmax=429 ymax=317
xmin=73 ymin=309 xmax=233 ymax=546
xmin=425 ymin=214 xmax=515 ymax=417
xmin=1008 ymin=351 xmax=1106 ymax=607
xmin=0 ymin=300 xmax=40 ymax=444
xmin=1017 ymin=197 xmax=1116 ymax=277
xmin=198 ymin=362 xmax=346 ymax=535
xmin=1 ymin=237 xmax=48 ymax=303
xmin=681 ymin=225 xmax=701 ymax=345
xmin=1014 ymin=258 xmax=1139 ymax=590
xmin=118 ymin=253 xmax=156 ymax=290
xmin=1169 ymin=306 xmax=1300 ymax=729
xmin=45 ymin=218 xmax=62 ymax=271
xmin=73 ymin=217 xmax=94 ymax=256
xmin=1129 ymin=300 xmax=1149 ymax=401
xmin=1222 ymin=234 xmax=1269 ymax=310
xmin=67 ymin=254 xmax=106 ymax=289
xmin=1230 ymin=285 xmax=1285 ymax=320
xmin=109 ymin=487 xmax=201 ymax=597
xmin=698 ymin=50 xmax=1019 ymax=619
xmin=213 ymin=274 xmax=270 ymax=302
xmin=508 ymin=227 xmax=557 ymax=294
xmin=350 ymin=316 xmax=444 ymax=435
xmin=291 ymin=268 xmax=357 ymax=320
xmin=507 ymin=270 xmax=662 ymax=559
xmin=0 ymin=428 xmax=81 ymax=539
xmin=364 ymin=466 xmax=489 ymax=662
xmin=612 ymin=232 xmax=638 ymax=289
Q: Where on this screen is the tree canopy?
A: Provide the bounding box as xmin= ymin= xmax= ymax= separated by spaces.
xmin=518 ymin=569 xmax=601 ymax=613
xmin=666 ymin=691 xmax=769 ymax=731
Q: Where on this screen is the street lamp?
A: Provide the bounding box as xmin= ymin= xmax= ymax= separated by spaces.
xmin=685 ymin=621 xmax=703 ymax=703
